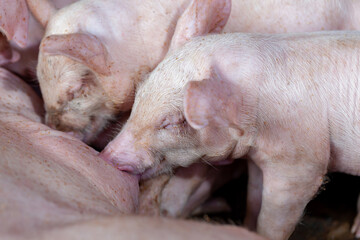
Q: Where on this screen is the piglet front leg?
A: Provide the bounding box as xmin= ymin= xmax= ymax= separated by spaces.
xmin=254 ymin=121 xmax=329 ymax=240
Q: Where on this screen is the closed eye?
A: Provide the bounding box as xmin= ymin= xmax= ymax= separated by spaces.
xmin=161 ymin=119 xmax=187 ymax=130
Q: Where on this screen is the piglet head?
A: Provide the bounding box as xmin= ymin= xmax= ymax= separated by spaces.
xmin=99 ymin=100 xmax=201 ymax=179
xmin=38 ymin=33 xmax=115 ymax=143
xmin=100 ymin=67 xmax=245 ymax=179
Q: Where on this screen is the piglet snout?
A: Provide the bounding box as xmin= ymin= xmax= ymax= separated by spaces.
xmin=99 ymin=148 xmax=144 ymax=175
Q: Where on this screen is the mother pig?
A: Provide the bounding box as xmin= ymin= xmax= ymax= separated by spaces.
xmin=27 ymin=0 xmax=360 ymax=143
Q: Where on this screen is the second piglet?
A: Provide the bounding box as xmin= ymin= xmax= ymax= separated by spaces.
xmin=100 ymin=28 xmax=360 ymax=239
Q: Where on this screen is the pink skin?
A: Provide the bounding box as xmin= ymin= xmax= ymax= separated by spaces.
xmin=101 ymin=31 xmax=360 ymax=239
xmin=18 ymin=216 xmax=267 ymax=240
xmin=25 ymin=0 xmax=360 ymax=144
xmin=0 ymin=68 xmax=138 ymax=237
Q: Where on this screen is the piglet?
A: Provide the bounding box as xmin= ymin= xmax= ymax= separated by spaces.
xmin=100 ymin=22 xmax=360 ymax=240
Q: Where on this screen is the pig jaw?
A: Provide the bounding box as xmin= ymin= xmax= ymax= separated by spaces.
xmin=38 ymin=54 xmax=116 ymax=142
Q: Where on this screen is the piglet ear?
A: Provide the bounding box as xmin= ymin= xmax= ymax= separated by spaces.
xmin=26 ymin=0 xmax=57 ymax=27
xmin=0 ymin=34 xmax=20 ymax=65
xmin=0 ymin=0 xmax=29 ymax=47
xmin=169 ymin=0 xmax=231 ymax=51
xmin=184 ymin=80 xmax=211 ymax=129
xmin=184 ymin=68 xmax=239 ymax=130
xmin=41 ymin=33 xmax=111 ymax=76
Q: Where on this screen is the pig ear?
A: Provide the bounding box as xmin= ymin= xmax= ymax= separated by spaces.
xmin=184 ymin=80 xmax=211 ymax=129
xmin=0 ymin=48 xmax=20 ymax=65
xmin=184 ymin=69 xmax=238 ymax=129
xmin=41 ymin=33 xmax=111 ymax=76
xmin=169 ymin=0 xmax=231 ymax=51
xmin=0 ymin=34 xmax=21 ymax=65
xmin=26 ymin=0 xmax=57 ymax=27
xmin=0 ymin=0 xmax=29 ymax=47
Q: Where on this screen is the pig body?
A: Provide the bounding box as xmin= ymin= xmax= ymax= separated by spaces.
xmin=101 ymin=31 xmax=360 ymax=239
xmin=4 ymin=216 xmax=266 ymax=240
xmin=32 ymin=0 xmax=360 ymax=142
xmin=0 ymin=67 xmax=138 ymax=237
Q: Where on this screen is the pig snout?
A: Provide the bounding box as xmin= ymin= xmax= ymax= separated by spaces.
xmin=99 ymin=132 xmax=152 ymax=175
xmin=99 ymin=149 xmax=143 ymax=174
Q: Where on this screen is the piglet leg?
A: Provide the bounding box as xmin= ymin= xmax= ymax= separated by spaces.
xmin=257 ymin=163 xmax=325 ymax=240
xmin=244 ymin=160 xmax=263 ymax=231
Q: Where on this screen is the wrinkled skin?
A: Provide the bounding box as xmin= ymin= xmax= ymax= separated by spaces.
xmin=30 ymin=0 xmax=360 ymax=143
xmin=4 ymin=216 xmax=266 ymax=240
xmin=101 ymin=32 xmax=360 ymax=239
xmin=0 ymin=68 xmax=138 ymax=238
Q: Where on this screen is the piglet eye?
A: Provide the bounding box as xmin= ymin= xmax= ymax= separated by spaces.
xmin=161 ymin=119 xmax=187 ymax=130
